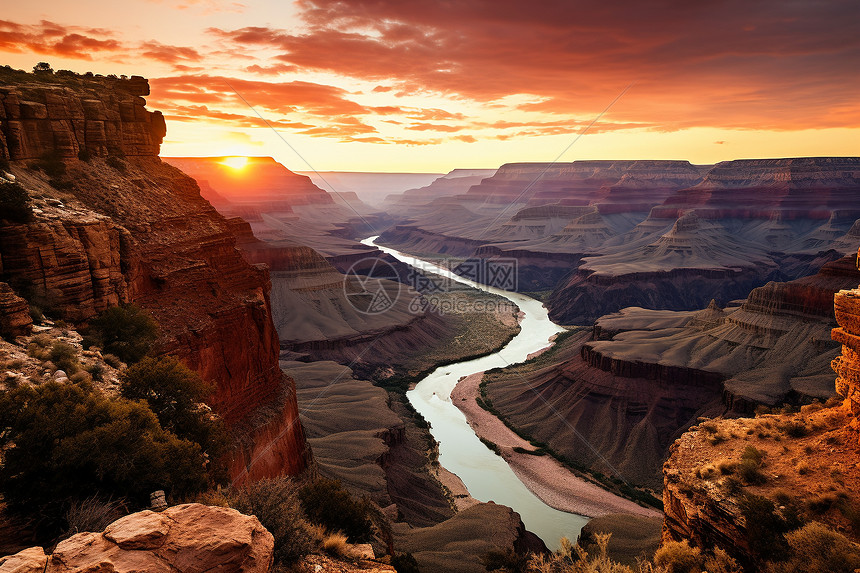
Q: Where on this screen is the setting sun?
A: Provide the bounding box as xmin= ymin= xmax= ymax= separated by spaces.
xmin=219 ymin=156 xmax=248 ymax=170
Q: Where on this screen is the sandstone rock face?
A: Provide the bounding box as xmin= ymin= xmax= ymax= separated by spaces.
xmin=832 ymin=250 xmax=860 ymax=416
xmin=0 ymin=75 xmax=164 ymax=160
xmin=662 ymin=446 xmax=751 ymax=566
xmin=0 ymin=74 xmax=308 ymax=482
xmin=0 ymin=218 xmax=129 ymax=322
xmin=0 ymin=282 xmax=32 ymax=337
xmin=2 ymin=504 xmax=273 ymax=573
xmin=0 ymin=546 xmax=48 ymax=573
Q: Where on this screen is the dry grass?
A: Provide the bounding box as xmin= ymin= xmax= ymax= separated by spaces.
xmin=320 ymin=531 xmax=350 ymax=558
xmin=62 ymin=495 xmax=126 ymax=538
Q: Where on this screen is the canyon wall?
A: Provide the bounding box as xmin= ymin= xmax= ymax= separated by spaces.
xmin=0 ymin=71 xmax=309 ymax=482
xmin=379 ymin=158 xmax=860 ymax=322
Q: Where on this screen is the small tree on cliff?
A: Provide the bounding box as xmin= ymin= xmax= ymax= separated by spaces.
xmin=121 ymin=356 xmax=229 ymax=472
xmin=33 ymin=62 xmax=53 ymax=74
xmin=85 ymin=304 xmax=159 ymax=363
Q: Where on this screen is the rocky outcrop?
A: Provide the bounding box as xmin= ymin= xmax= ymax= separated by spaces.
xmin=0 ymin=73 xmax=164 ymax=160
xmin=0 ymin=217 xmax=130 ymax=322
xmin=832 ymin=250 xmax=860 ymax=417
xmin=661 ymin=443 xmax=752 ymax=566
xmin=0 ymin=504 xmax=273 ymax=573
xmin=0 ymin=72 xmax=309 ymax=483
xmin=0 ymin=282 xmax=32 ymax=337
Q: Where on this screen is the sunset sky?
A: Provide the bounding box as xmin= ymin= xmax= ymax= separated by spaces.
xmin=1 ymin=0 xmax=858 ymax=172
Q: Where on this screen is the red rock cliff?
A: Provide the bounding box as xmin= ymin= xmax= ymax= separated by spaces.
xmin=0 ymin=70 xmax=309 ymax=482
xmin=832 ymin=248 xmax=860 ymax=419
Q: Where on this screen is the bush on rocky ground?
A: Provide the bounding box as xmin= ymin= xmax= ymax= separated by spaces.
xmin=0 ymin=380 xmax=209 ymax=538
xmin=230 ymin=477 xmax=317 ymax=566
xmin=84 ymin=304 xmax=158 ymax=363
xmin=298 ymin=478 xmax=375 ymax=543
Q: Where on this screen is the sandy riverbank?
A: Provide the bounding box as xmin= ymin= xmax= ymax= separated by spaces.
xmin=451 ymin=371 xmax=662 ymax=519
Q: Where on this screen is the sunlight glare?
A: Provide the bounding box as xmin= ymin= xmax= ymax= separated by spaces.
xmin=220 ymin=156 xmax=249 ymax=170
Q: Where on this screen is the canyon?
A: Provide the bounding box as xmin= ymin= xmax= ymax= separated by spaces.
xmin=4 ymin=68 xmax=860 ymax=571
xmin=378 ymin=158 xmax=860 ymax=323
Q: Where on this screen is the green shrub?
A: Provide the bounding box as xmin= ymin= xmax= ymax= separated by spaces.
xmin=298 ymin=478 xmax=374 ymax=543
xmin=779 ymin=421 xmax=808 ymax=438
xmin=86 ymin=304 xmax=158 ymax=363
xmin=738 ymin=445 xmax=768 ymax=485
xmin=392 ymin=553 xmax=421 ymax=573
xmin=87 ymin=362 xmax=106 ymax=382
xmin=767 ymin=522 xmax=860 ymax=573
xmin=739 ymin=494 xmax=803 ymax=563
xmin=121 ymin=356 xmax=227 ymax=463
xmin=0 ymin=380 xmax=208 ymax=534
xmin=230 ymin=477 xmax=316 ymax=565
xmin=482 ymin=548 xmax=528 ymax=573
xmin=49 ymin=341 xmax=79 ymax=374
xmin=653 ymin=540 xmax=702 ymax=573
xmin=480 ymin=436 xmax=502 ymax=456
xmin=0 ymin=181 xmax=32 ymax=223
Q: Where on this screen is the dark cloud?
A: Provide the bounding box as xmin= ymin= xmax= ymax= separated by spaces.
xmin=150 ymin=74 xmax=370 ymax=116
xmin=210 ymin=0 xmax=860 ymax=130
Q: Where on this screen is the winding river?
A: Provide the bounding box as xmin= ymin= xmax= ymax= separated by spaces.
xmin=363 ymin=236 xmax=588 ymax=548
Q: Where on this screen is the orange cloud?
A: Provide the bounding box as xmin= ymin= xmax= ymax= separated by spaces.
xmin=209 ymin=0 xmax=860 ymax=130
xmin=140 ymin=41 xmax=203 ymax=64
xmin=0 ymin=20 xmax=121 ymax=60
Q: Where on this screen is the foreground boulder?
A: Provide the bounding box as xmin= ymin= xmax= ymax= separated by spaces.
xmin=0 ymin=504 xmax=273 ymax=573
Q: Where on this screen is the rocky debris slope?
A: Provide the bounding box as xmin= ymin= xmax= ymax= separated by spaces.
xmin=0 ymin=71 xmax=308 ymax=483
xmin=0 ymin=504 xmax=273 ymax=573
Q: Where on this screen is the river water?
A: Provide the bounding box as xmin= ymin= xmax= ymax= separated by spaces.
xmin=363 ymin=236 xmax=588 ymax=548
